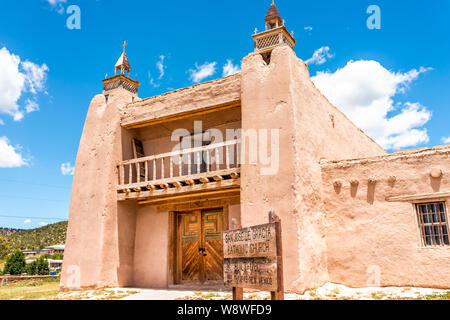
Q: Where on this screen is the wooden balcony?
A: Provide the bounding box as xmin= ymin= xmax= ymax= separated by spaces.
xmin=117 ymin=140 xmax=241 ymax=202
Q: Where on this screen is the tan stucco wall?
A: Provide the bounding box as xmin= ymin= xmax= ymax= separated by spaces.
xmin=240 ymin=45 xmax=387 ymax=293
xmin=121 ymin=74 xmax=241 ymax=126
xmin=228 ymin=204 xmax=241 ymax=226
xmin=61 ymin=88 xmax=138 ymax=290
xmin=321 ymin=147 xmax=450 ymax=288
xmin=133 ymin=206 xmax=169 ymax=289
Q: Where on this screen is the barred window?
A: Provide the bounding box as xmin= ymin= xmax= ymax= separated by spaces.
xmin=416 ymin=203 xmax=449 ymax=247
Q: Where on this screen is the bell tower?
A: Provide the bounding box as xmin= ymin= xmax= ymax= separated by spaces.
xmin=102 ymin=41 xmax=140 ymax=97
xmin=252 ymin=1 xmax=296 ymax=64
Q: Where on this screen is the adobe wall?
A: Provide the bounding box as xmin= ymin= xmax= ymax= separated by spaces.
xmin=240 ymin=45 xmax=387 ymax=293
xmin=133 ymin=206 xmax=169 ymax=288
xmin=321 ymin=146 xmax=450 ymax=289
xmin=121 ymin=74 xmax=241 ymax=126
xmin=61 ymin=89 xmax=138 ymax=290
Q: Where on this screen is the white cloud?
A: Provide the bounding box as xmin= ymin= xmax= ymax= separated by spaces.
xmin=189 ymin=62 xmax=217 ymax=83
xmin=0 ymin=47 xmax=49 ymax=121
xmin=222 ymin=60 xmax=240 ymax=77
xmin=305 ymin=46 xmax=334 ymax=65
xmin=61 ymin=162 xmax=75 ymax=176
xmin=0 ymin=136 xmax=27 ymax=168
xmin=156 ymin=55 xmax=165 ymax=79
xmin=0 ymin=119 xmax=4 ymax=126
xmin=441 ymin=136 xmax=450 ymax=144
xmin=312 ymin=60 xmax=432 ymax=150
xmin=39 ymin=222 xmax=49 ymax=227
xmin=46 ymin=0 xmax=67 ymax=14
xmin=25 ymin=99 xmax=39 ymax=114
xmin=148 ymin=75 xmax=160 ymax=88
xmin=21 ymin=61 xmax=49 ymax=94
xmin=24 ymin=219 xmax=32 ymax=224
xmin=304 ymin=26 xmax=313 ymax=31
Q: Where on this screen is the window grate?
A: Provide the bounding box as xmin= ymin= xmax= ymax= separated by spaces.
xmin=416 ymin=202 xmax=449 ymax=247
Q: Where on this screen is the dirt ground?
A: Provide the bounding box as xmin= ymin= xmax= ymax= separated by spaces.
xmin=1 ymin=280 xmax=449 ymax=300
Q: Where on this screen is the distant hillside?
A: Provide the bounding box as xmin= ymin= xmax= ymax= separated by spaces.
xmin=5 ymin=221 xmax=68 ymax=252
xmin=0 ymin=228 xmax=23 ymax=237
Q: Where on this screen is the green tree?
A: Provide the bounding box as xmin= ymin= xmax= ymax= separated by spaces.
xmin=51 ymin=253 xmax=64 ymax=260
xmin=25 ymin=260 xmax=38 ymax=275
xmin=36 ymin=256 xmax=49 ymax=275
xmin=3 ymin=250 xmax=26 ymax=275
xmin=0 ymin=236 xmax=12 ymax=259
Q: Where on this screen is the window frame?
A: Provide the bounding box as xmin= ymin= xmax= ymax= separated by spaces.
xmin=414 ymin=200 xmax=450 ymax=248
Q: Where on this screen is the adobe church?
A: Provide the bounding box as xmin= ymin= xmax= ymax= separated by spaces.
xmin=61 ymin=3 xmax=450 ymax=292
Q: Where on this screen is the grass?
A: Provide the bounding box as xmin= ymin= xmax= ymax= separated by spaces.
xmin=0 ymin=278 xmax=139 ymax=300
xmin=0 ymin=278 xmax=60 ymax=300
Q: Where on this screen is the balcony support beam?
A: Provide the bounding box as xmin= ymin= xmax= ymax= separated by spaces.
xmin=118 ymin=178 xmax=240 ymax=202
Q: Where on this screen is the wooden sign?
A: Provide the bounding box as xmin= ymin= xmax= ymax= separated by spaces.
xmin=224 ymin=257 xmax=278 ymax=291
xmin=223 ymin=211 xmax=284 ymax=300
xmin=224 ymin=223 xmax=277 ymax=259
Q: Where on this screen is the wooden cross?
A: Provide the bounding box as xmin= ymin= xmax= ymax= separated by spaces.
xmin=122 ymin=41 xmax=128 ymax=52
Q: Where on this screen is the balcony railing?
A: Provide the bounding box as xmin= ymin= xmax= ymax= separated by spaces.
xmin=117 ymin=140 xmax=241 ymax=193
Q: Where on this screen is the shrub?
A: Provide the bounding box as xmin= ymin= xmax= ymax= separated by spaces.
xmin=25 ymin=260 xmax=38 ymax=275
xmin=3 ymin=251 xmax=26 ymax=275
xmin=36 ymin=256 xmax=49 ymax=275
xmin=0 ymin=236 xmax=12 ymax=260
xmin=51 ymin=253 xmax=64 ymax=260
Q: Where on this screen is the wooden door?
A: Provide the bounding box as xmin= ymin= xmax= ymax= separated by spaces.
xmin=178 ymin=211 xmax=202 ymax=283
xmin=177 ymin=209 xmax=224 ymax=284
xmin=202 ymin=210 xmax=224 ymax=281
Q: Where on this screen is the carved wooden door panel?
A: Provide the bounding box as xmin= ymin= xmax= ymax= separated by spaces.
xmin=177 ymin=209 xmax=224 ymax=284
xmin=178 ymin=211 xmax=202 ymax=283
xmin=202 ymin=210 xmax=224 ymax=281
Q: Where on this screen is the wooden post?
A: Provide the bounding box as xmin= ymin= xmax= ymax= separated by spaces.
xmin=269 ymin=211 xmax=284 ymax=300
xmin=231 ymin=218 xmax=244 ymax=301
xmin=120 ymin=165 xmax=125 ymax=186
xmin=144 ymin=161 xmax=148 ymax=182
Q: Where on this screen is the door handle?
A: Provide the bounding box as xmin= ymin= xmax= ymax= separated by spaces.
xmin=199 ymin=248 xmax=207 ymax=256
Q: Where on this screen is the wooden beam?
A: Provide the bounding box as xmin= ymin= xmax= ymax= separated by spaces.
xmin=138 ymin=188 xmax=240 ymax=205
xmin=118 ymin=168 xmax=240 ymax=191
xmin=118 ymin=179 xmax=241 ymax=202
xmin=230 ymin=172 xmax=240 ymax=180
xmin=121 ymin=100 xmax=241 ymax=129
xmin=213 ymin=175 xmax=224 ymax=182
xmin=386 ymin=191 xmax=450 ymax=202
xmin=199 ymin=177 xmax=209 ymax=184
xmin=173 ymin=182 xmax=182 ymax=188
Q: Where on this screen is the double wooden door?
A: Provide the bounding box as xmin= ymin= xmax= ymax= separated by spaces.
xmin=177 ymin=209 xmax=224 ymax=284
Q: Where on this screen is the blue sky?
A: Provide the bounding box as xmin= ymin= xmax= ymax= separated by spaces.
xmin=0 ymin=0 xmax=448 ymax=229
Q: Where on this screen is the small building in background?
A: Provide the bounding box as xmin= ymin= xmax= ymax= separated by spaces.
xmin=21 ymin=250 xmax=37 ymax=257
xmin=39 ymin=245 xmax=65 ymax=255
